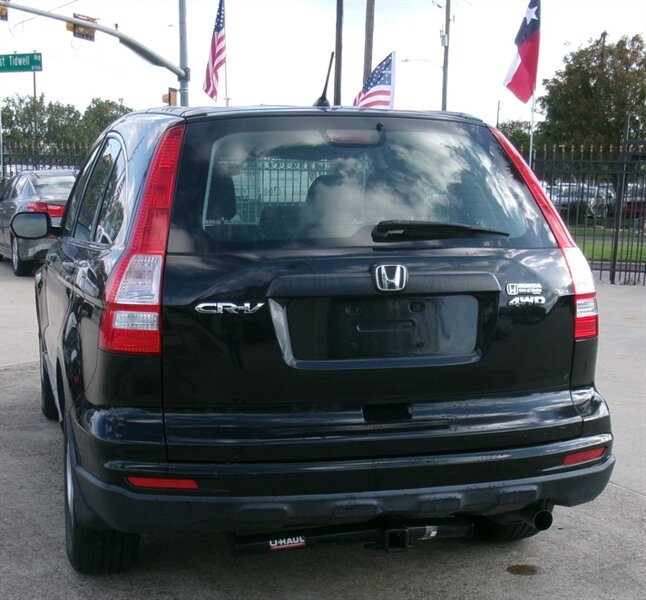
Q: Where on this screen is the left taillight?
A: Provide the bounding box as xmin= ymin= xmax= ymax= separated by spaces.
xmin=25 ymin=201 xmax=66 ymax=219
xmin=99 ymin=124 xmax=185 ymax=355
xmin=99 ymin=254 xmax=165 ymax=354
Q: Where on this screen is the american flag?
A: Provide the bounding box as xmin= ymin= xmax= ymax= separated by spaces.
xmin=504 ymin=0 xmax=540 ymax=103
xmin=353 ymin=52 xmax=395 ymax=108
xmin=203 ymin=0 xmax=226 ymax=101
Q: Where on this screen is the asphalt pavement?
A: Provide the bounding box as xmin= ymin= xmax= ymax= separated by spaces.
xmin=0 ymin=259 xmax=644 ymax=600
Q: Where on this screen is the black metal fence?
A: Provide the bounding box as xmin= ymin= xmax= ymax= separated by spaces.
xmin=534 ymin=141 xmax=645 ymax=285
xmin=2 ymin=141 xmax=645 ymax=285
xmin=1 ymin=144 xmax=87 ymax=178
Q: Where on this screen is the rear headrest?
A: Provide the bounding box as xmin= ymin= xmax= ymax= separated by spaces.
xmin=206 ymin=174 xmax=236 ymax=221
xmin=306 ymin=174 xmax=343 ymax=205
xmin=259 ymin=205 xmax=303 ymax=238
xmin=365 ymin=169 xmax=398 ymax=194
xmin=303 ymin=173 xmax=364 ymax=236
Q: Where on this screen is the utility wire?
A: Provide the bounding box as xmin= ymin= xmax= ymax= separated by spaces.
xmin=11 ymin=1 xmax=79 ymax=28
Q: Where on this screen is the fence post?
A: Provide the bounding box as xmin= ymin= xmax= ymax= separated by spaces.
xmin=610 ymin=116 xmax=631 ymax=284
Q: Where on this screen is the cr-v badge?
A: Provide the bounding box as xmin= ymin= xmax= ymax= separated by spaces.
xmin=374 ymin=264 xmax=408 ymax=292
xmin=196 ymin=302 xmax=265 ymax=315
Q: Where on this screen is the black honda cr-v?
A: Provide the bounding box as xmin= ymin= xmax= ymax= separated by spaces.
xmin=12 ymin=106 xmax=613 ymax=574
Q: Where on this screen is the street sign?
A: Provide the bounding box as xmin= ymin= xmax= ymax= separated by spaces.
xmin=0 ymin=53 xmax=43 ymax=73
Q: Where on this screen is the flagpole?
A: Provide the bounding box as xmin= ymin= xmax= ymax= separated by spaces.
xmin=225 ymin=60 xmax=229 ymax=107
xmin=224 ymin=0 xmax=229 ymax=107
xmin=528 ymin=94 xmax=535 ymax=169
xmin=390 ymin=51 xmax=396 ymax=108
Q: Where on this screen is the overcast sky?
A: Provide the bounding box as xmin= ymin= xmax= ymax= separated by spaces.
xmin=0 ymin=0 xmax=644 ymax=126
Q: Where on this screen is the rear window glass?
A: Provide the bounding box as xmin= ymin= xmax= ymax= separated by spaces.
xmin=32 ymin=176 xmax=76 ymax=195
xmin=169 ymin=115 xmax=556 ymax=252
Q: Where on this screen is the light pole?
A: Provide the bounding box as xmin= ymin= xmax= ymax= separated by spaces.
xmin=362 ymin=0 xmax=375 ymax=84
xmin=334 ymin=0 xmax=343 ymax=106
xmin=441 ymin=0 xmax=451 ymax=111
xmin=178 ymin=0 xmax=189 ymax=107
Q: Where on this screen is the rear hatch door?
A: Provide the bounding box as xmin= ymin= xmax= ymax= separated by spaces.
xmin=161 ymin=112 xmax=583 ymax=463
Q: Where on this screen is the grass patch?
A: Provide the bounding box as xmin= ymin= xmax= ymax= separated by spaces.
xmin=570 ymin=224 xmax=646 ymax=263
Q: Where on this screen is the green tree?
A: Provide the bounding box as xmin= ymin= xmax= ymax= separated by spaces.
xmin=79 ymin=98 xmax=132 ymax=146
xmin=1 ymin=94 xmax=48 ymax=147
xmin=498 ymin=120 xmax=532 ymax=152
xmin=1 ymin=94 xmax=132 ymax=150
xmin=538 ymin=33 xmax=646 ymax=147
xmin=45 ymin=103 xmax=83 ymax=148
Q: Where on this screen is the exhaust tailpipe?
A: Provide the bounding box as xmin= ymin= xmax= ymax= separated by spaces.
xmin=508 ymin=505 xmax=553 ymax=531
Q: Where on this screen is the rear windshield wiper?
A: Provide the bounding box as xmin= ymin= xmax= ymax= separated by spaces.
xmin=371 ymin=220 xmax=510 ymax=242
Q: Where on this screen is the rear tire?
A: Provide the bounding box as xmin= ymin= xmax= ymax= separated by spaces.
xmin=11 ymin=236 xmax=30 ymax=276
xmin=64 ymin=422 xmax=140 ymax=574
xmin=473 ymin=517 xmax=541 ymax=542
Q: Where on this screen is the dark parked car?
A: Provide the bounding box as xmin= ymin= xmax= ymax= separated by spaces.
xmin=12 ymin=107 xmax=613 ymax=574
xmin=550 ymin=182 xmax=597 ymax=222
xmin=622 ymin=183 xmax=646 ymax=222
xmin=0 ymin=169 xmax=76 ymax=275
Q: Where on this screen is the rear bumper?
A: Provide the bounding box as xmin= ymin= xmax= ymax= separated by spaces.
xmin=72 ymin=440 xmax=614 ymax=535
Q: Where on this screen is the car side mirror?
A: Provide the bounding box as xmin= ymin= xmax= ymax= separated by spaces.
xmin=11 ymin=211 xmax=52 ymax=240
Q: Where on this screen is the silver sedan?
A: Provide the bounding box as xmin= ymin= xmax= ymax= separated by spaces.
xmin=0 ymin=169 xmax=76 ymax=276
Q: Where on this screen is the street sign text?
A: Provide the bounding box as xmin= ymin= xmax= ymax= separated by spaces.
xmin=0 ymin=53 xmax=43 ymax=73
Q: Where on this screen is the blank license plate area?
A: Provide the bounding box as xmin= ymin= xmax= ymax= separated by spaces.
xmin=288 ymin=295 xmax=478 ymax=360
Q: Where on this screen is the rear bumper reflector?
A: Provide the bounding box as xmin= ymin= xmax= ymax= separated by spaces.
xmin=562 ymin=447 xmax=605 ymax=466
xmin=126 ymin=477 xmax=199 ymax=490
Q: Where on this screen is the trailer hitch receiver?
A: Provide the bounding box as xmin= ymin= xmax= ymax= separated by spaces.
xmin=384 ymin=528 xmax=410 ymax=552
xmin=232 ymin=518 xmax=474 ymax=555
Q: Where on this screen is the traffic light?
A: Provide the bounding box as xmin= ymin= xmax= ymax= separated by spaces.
xmin=0 ymin=1 xmax=9 ymax=22
xmin=66 ymin=13 xmax=96 ymax=41
xmin=162 ymin=88 xmax=178 ymax=106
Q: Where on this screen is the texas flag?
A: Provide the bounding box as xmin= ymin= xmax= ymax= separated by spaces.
xmin=504 ymin=0 xmax=541 ymax=103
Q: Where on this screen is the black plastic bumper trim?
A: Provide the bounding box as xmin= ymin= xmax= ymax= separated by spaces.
xmin=73 ymin=455 xmax=614 ymax=535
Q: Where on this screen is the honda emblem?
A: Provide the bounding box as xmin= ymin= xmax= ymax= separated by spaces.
xmin=373 ymin=264 xmax=408 ymax=292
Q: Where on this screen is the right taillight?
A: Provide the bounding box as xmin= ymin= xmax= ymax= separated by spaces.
xmin=490 ymin=128 xmax=599 ymax=341
xmin=563 ymin=246 xmax=599 ymax=340
xmin=99 ymin=125 xmax=185 ymax=355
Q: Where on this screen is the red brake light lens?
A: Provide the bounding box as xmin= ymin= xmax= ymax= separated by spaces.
xmin=574 ymin=293 xmax=599 ymax=339
xmin=99 ymin=125 xmax=185 ymax=355
xmin=25 ymin=201 xmax=66 ymax=218
xmin=563 ymin=247 xmax=599 ymax=339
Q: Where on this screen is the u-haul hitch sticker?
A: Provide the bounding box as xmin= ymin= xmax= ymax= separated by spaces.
xmin=268 ymin=536 xmax=307 ymax=551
